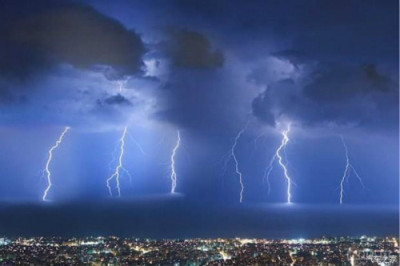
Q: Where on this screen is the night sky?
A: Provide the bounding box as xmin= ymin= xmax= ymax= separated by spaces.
xmin=0 ymin=0 xmax=398 ymax=237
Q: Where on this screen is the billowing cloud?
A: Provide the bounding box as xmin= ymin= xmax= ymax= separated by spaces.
xmin=145 ymin=29 xmax=237 ymax=134
xmin=167 ymin=30 xmax=224 ymax=69
xmin=0 ymin=1 xmax=150 ymax=130
xmin=0 ymin=0 xmax=146 ymax=80
xmin=251 ymin=63 xmax=398 ymax=131
xmin=152 ymin=69 xmax=245 ymax=134
xmin=0 ymin=0 xmax=397 ymax=136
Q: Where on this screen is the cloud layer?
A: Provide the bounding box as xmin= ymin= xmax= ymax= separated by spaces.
xmin=0 ymin=0 xmax=145 ymax=80
xmin=0 ymin=0 xmax=397 ymax=135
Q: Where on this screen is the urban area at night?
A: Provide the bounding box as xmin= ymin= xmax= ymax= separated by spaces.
xmin=0 ymin=236 xmax=398 ymax=265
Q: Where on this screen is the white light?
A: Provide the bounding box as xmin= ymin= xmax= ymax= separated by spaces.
xmin=339 ymin=136 xmax=365 ymax=204
xmin=231 ymin=124 xmax=247 ymax=203
xmin=170 ymin=130 xmax=181 ymax=193
xmin=42 ymin=127 xmax=70 ymax=201
xmin=106 ymin=127 xmax=128 ymax=197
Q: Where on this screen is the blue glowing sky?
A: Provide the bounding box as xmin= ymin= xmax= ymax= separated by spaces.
xmin=0 ymin=0 xmax=398 ymax=209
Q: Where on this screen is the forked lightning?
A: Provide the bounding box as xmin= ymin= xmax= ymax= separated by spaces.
xmin=339 ymin=136 xmax=365 ymax=204
xmin=106 ymin=127 xmax=128 ymax=197
xmin=263 ymin=125 xmax=293 ymax=203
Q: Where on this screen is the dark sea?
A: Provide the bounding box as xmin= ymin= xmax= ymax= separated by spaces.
xmin=0 ymin=196 xmax=398 ymax=239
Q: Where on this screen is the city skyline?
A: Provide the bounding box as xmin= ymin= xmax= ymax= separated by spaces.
xmin=0 ymin=236 xmax=398 ymax=265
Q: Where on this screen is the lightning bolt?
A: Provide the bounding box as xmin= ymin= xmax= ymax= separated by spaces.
xmin=263 ymin=125 xmax=293 ymax=203
xmin=263 ymin=154 xmax=276 ymax=195
xmin=42 ymin=126 xmax=70 ymax=201
xmin=231 ymin=125 xmax=248 ymax=203
xmin=170 ymin=130 xmax=181 ymax=194
xmin=339 ymin=136 xmax=365 ymax=204
xmin=106 ymin=127 xmax=128 ymax=197
xmin=276 ymin=126 xmax=292 ymax=204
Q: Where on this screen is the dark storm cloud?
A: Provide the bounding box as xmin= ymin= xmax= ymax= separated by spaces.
xmin=0 ymin=0 xmax=148 ymax=129
xmin=136 ymin=0 xmax=397 ymax=135
xmin=0 ymin=0 xmax=146 ymax=80
xmin=304 ymin=64 xmax=394 ymax=102
xmin=149 ymin=29 xmax=234 ymax=134
xmin=91 ymin=93 xmax=134 ymax=125
xmin=161 ymin=0 xmax=397 ymax=62
xmin=237 ymin=0 xmax=399 ymax=132
xmin=0 ymin=0 xmax=397 ymax=134
xmin=102 ymin=94 xmax=132 ymax=106
xmin=252 ymin=63 xmax=398 ymax=130
xmin=167 ymin=30 xmax=224 ymax=68
xmin=153 ymin=69 xmax=239 ymax=134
